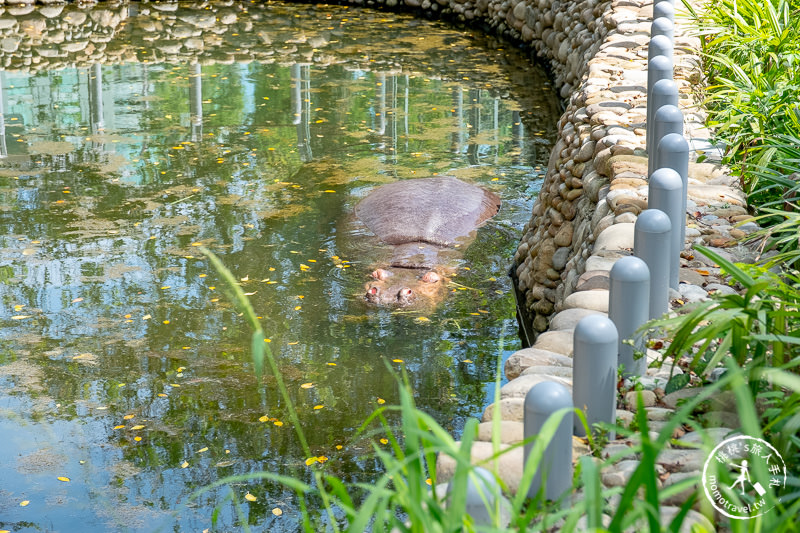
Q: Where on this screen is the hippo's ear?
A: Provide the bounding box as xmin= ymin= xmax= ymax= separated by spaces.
xmin=477 ymin=188 xmax=501 ymax=225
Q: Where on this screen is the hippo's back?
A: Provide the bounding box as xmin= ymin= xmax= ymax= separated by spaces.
xmin=354 ymin=176 xmax=501 ymax=247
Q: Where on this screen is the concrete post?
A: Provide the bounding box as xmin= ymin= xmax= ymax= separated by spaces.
xmin=648 ymin=34 xmax=673 ymax=63
xmin=524 ymin=381 xmax=573 ymax=501
xmin=634 ymin=209 xmax=672 ymax=318
xmin=573 ymin=315 xmax=618 ymax=440
xmin=646 ymin=53 xmax=673 ymax=175
xmin=609 ymin=256 xmax=650 ymax=377
xmin=651 ymin=17 xmax=674 ymax=44
xmin=649 ymin=104 xmax=683 ymax=177
xmin=646 ymin=79 xmax=678 ymax=165
xmin=648 ymin=168 xmax=684 ymax=290
xmin=448 ymin=467 xmax=510 ymax=527
xmin=653 ymin=1 xmax=675 ymax=22
xmin=656 ymin=132 xmax=690 ymax=230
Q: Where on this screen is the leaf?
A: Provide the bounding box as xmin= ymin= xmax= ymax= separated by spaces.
xmin=244 ymin=493 xmax=257 ymax=502
xmin=181 ymin=461 xmax=189 ymax=468
xmin=272 ymin=508 xmax=283 ymax=516
xmin=57 ymin=476 xmax=70 ymax=482
xmin=11 ymin=315 xmax=32 ymax=320
xmin=258 ymin=415 xmax=269 ymax=422
xmin=665 ymin=373 xmax=691 ymax=395
xmin=300 ymin=383 xmax=314 ymax=389
xmin=305 ymin=457 xmax=318 ymax=466
xmin=197 ymin=447 xmax=209 ymax=453
xmin=20 ymin=500 xmax=30 ymax=506
xmin=130 ymin=425 xmax=145 ymax=430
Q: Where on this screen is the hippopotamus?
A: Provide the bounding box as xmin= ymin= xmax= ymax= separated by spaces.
xmin=354 ymin=176 xmax=501 ymax=307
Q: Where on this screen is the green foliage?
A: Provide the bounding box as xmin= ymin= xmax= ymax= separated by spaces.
xmin=692 ymin=0 xmax=800 ymax=204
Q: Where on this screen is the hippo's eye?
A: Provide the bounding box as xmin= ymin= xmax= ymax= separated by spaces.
xmin=398 ymin=288 xmax=413 ymax=299
xmin=368 ymin=287 xmax=379 ymax=295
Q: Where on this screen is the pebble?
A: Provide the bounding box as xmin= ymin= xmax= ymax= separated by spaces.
xmin=624 ymin=389 xmax=657 ymax=409
xmin=678 ymin=283 xmax=708 ymax=302
xmin=549 ymin=307 xmax=606 ymax=331
xmin=504 ymin=347 xmax=573 ymax=381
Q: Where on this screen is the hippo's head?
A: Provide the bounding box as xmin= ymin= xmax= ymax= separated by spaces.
xmin=363 ymin=267 xmax=444 ymax=307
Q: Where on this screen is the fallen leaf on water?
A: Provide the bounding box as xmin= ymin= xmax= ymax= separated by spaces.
xmin=215 ymin=460 xmax=236 ymax=468
xmin=259 ymin=415 xmax=269 ymax=422
xmin=20 ymin=500 xmax=30 ymax=507
xmin=380 ymin=438 xmax=389 ymax=445
xmin=114 ymin=425 xmax=125 ymax=430
xmin=130 ymin=425 xmax=145 ymax=430
xmin=300 ymin=383 xmax=314 ymax=389
xmin=197 ymin=447 xmax=209 ymax=454
xmin=273 ymin=420 xmax=284 ymax=427
xmin=72 ymin=297 xmax=83 ymax=303
xmin=272 ymin=508 xmax=283 ymax=516
xmin=142 ymin=314 xmax=151 ymax=320
xmin=245 ymin=493 xmax=257 ymax=502
xmin=414 ymin=316 xmax=430 ymax=323
xmin=134 ymin=436 xmax=142 ymax=442
xmin=57 ymin=476 xmax=70 ymax=482
xmin=313 ymin=405 xmax=324 ymax=410
xmin=377 ymin=398 xmax=385 ymax=404
xmin=123 ymin=414 xmax=135 ymax=420
xmin=181 ymin=461 xmax=189 ymax=468
xmin=392 ymin=359 xmax=404 ymax=363
xmin=463 ymin=359 xmax=473 ymax=364
xmin=305 ymin=457 xmax=318 ymax=466
xmin=11 ymin=315 xmax=32 ymax=320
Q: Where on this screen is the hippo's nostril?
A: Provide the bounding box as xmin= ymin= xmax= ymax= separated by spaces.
xmin=368 ymin=286 xmax=379 ymax=295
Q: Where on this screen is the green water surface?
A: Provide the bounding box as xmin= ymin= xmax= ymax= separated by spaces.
xmin=0 ymin=2 xmax=560 ymax=530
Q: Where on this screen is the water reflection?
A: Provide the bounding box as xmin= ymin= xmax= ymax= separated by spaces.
xmin=0 ymin=2 xmax=560 ymax=531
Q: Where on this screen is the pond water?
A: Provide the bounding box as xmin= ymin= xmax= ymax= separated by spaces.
xmin=0 ymin=2 xmax=560 ymax=531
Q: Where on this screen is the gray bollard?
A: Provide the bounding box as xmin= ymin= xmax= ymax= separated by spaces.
xmin=645 ymin=53 xmax=674 ymax=174
xmin=651 ymin=17 xmax=675 ymax=44
xmin=646 ymin=79 xmax=679 ymax=166
xmin=648 ymin=168 xmax=684 ymax=290
xmin=524 ymin=381 xmax=573 ymax=501
xmin=648 ymin=34 xmax=673 ymax=63
xmin=653 ymin=1 xmax=675 ymax=22
xmin=573 ymin=315 xmax=618 ymax=440
xmin=609 ymin=256 xmax=650 ymax=377
xmin=448 ymin=467 xmax=511 ymax=527
xmin=656 ymin=132 xmax=690 ymax=265
xmin=634 ymin=209 xmax=672 ymax=318
xmin=649 ymin=103 xmax=683 ymax=177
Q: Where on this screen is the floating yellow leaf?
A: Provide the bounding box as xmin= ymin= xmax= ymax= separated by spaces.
xmin=327 ymin=362 xmax=337 ymax=366
xmin=299 ymin=264 xmax=310 ymax=271
xmin=163 ymin=320 xmax=170 ymax=325
xmin=123 ymin=414 xmax=135 ymax=420
xmin=305 ymin=457 xmax=317 ymax=466
xmin=134 ymin=436 xmax=142 ymax=442
xmin=158 ymin=393 xmax=168 ymax=398
xmin=272 ymin=508 xmax=283 ymax=516
xmin=425 ymin=478 xmax=432 ymax=486
xmin=130 ymin=425 xmax=145 ymax=430
xmin=20 ymin=500 xmax=30 ymax=506
xmin=142 ymin=314 xmax=151 ymax=320
xmin=113 ymin=425 xmax=125 ymax=430
xmin=377 ymin=398 xmax=386 ymax=404
xmin=324 ymin=190 xmax=336 ymax=193
xmin=216 ymin=460 xmax=235 ymax=468
xmin=11 ymin=315 xmax=32 ymax=320
xmin=392 ymin=359 xmax=404 ymax=363
xmin=274 ymin=420 xmax=284 ymax=427
xmin=197 ymin=447 xmax=209 ymax=453
xmin=463 ymin=359 xmax=473 ymax=364
xmin=244 ymin=493 xmax=257 ymax=502
xmin=313 ymin=405 xmax=324 ymax=410
xmin=380 ymin=438 xmax=389 ymax=445
xmin=72 ymin=297 xmax=84 ymax=303
xmin=259 ymin=415 xmax=269 ymax=422
xmin=57 ymin=476 xmax=70 ymax=482
xmin=294 ymin=306 xmax=302 ymax=311
xmin=160 ymin=286 xmax=171 ymax=290
xmin=181 ymin=461 xmax=189 ymax=468
xmin=300 ymin=383 xmax=314 ymax=389
xmin=414 ymin=316 xmax=430 ymax=323
xmin=335 ymin=445 xmax=343 ymax=450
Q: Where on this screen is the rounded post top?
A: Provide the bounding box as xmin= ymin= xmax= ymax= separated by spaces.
xmin=648 ymin=35 xmax=673 ymax=60
xmin=652 ymin=78 xmax=678 ymax=97
xmin=650 ymin=167 xmax=683 ymax=189
xmin=524 ymin=381 xmax=573 ymax=412
xmin=636 ymin=208 xmax=672 ymax=233
xmin=610 ymin=255 xmax=650 ymax=283
xmin=654 ymin=103 xmax=682 ymax=123
xmin=651 ymin=17 xmax=674 ymax=39
xmin=657 ymin=132 xmax=689 ymax=154
xmin=653 ymin=1 xmax=675 ymax=21
xmin=574 ymin=314 xmax=618 ymax=345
